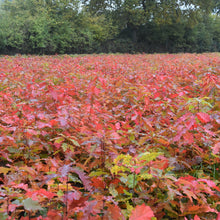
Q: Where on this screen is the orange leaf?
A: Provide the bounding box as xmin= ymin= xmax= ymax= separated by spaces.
xmin=47 ymin=210 xmax=62 ymax=220
xmin=104 ymin=203 xmax=124 ymax=220
xmin=182 ymin=205 xmax=217 ymax=215
xmin=143 ymin=118 xmax=154 ymax=131
xmin=156 ymin=138 xmax=169 ymax=146
xmin=151 ymin=159 xmax=169 ymax=170
xmin=130 ymin=204 xmax=154 ymax=220
xmin=91 ymin=177 xmax=105 ymax=189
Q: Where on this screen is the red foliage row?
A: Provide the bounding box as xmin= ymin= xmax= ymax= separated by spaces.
xmin=0 ymin=53 xmax=219 ymax=219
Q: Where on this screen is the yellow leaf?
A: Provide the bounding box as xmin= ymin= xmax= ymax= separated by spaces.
xmin=138 ymin=136 xmax=149 ymax=146
xmin=0 ymin=167 xmax=11 ymax=175
xmin=54 ymin=137 xmax=65 ymax=144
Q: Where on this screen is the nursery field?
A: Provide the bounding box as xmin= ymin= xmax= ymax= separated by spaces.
xmin=0 ymin=53 xmax=220 ymax=220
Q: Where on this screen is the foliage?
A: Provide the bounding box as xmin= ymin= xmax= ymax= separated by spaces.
xmin=0 ymin=0 xmax=116 ymax=54
xmin=0 ymin=0 xmax=220 ymax=54
xmin=0 ymin=53 xmax=219 ymax=219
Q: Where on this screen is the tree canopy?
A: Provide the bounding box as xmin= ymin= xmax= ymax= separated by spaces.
xmin=0 ymin=0 xmax=219 ymax=54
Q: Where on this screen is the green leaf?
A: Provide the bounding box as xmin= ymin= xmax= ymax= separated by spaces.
xmin=129 ymin=134 xmax=135 ymax=141
xmin=139 ymin=173 xmax=153 ymax=180
xmin=23 ymin=198 xmax=43 ymax=211
xmin=0 ymin=213 xmax=8 ymax=220
xmin=120 ymin=176 xmax=128 ymax=184
xmin=127 ymin=174 xmax=138 ymax=188
xmin=61 ymin=143 xmax=68 ymax=152
xmin=7 ymin=147 xmax=20 ymax=153
xmin=188 ymin=105 xmax=195 ymax=111
xmin=123 ymin=189 xmax=132 ymax=198
xmin=57 ymin=190 xmax=64 ymax=197
xmin=109 ymin=184 xmax=118 ymax=197
xmin=89 ymin=170 xmax=109 ymax=177
xmin=69 ymin=174 xmax=81 ymax=183
xmin=12 ymin=199 xmax=22 ymax=206
xmin=138 ymin=152 xmax=160 ymax=163
xmin=70 ymin=138 xmax=80 ymax=147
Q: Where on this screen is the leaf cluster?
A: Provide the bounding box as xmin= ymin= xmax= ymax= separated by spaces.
xmin=0 ymin=53 xmax=219 ymax=219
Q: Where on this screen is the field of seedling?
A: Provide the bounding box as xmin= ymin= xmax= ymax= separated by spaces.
xmin=0 ymin=53 xmax=219 ymax=219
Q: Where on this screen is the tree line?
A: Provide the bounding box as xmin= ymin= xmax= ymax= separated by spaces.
xmin=0 ymin=0 xmax=219 ymax=54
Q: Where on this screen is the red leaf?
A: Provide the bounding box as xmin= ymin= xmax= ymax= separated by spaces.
xmin=26 ymin=189 xmax=56 ymax=200
xmin=194 ymin=215 xmax=201 ymax=220
xmin=38 ymin=189 xmax=56 ymax=199
xmin=59 ymin=164 xmax=72 ymax=178
xmin=151 ymin=159 xmax=169 ymax=170
xmin=198 ymin=178 xmax=220 ymax=191
xmin=183 ymin=132 xmax=194 ymax=145
xmin=50 ymin=119 xmax=59 ymax=126
xmin=202 ymin=126 xmax=216 ymax=136
xmin=71 ymin=167 xmax=92 ymax=191
xmin=12 ymin=183 xmax=28 ymax=191
xmin=110 ymin=131 xmax=121 ymax=140
xmin=91 ymin=177 xmax=105 ymax=189
xmin=71 ymin=191 xmax=81 ymax=200
xmin=130 ymin=204 xmax=154 ymax=220
xmin=104 ymin=203 xmax=124 ymax=220
xmin=179 ymin=175 xmax=196 ymax=182
xmin=58 ymin=117 xmax=68 ymax=127
xmin=115 ymin=122 xmax=121 ymax=130
xmin=212 ymin=142 xmax=220 ymax=154
xmin=47 ymin=210 xmax=62 ymax=220
xmin=198 ymin=178 xmax=216 ymax=187
xmin=64 ymin=191 xmax=82 ymax=204
xmin=36 ymin=121 xmax=52 ymax=129
xmin=1 ymin=116 xmax=15 ymax=125
xmin=68 ymin=195 xmax=88 ymax=210
xmin=0 ymin=137 xmax=4 ymax=143
xmin=182 ymin=204 xmax=217 ymax=215
xmin=196 ymin=112 xmax=211 ymax=123
xmin=25 ymin=129 xmax=38 ymax=136
xmin=50 ymin=90 xmax=59 ymax=101
xmin=143 ymin=118 xmax=154 ymax=131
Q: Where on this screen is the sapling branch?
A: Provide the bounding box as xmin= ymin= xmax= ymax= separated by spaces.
xmin=133 ymin=160 xmax=136 ymax=195
xmin=100 ymin=137 xmax=106 ymax=219
xmin=65 ymin=174 xmax=69 ymax=219
xmin=6 ymin=197 xmax=9 ymax=216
